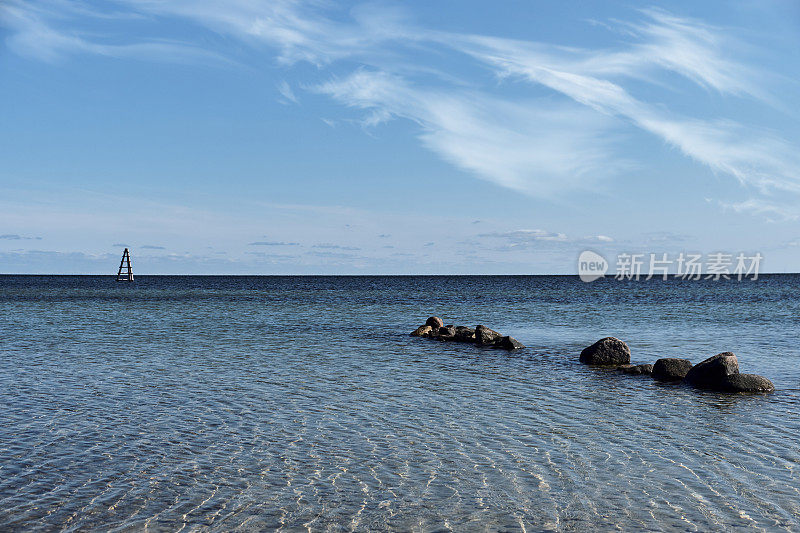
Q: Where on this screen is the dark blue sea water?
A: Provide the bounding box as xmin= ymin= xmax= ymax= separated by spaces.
xmin=1 ymin=275 xmax=799 ymax=531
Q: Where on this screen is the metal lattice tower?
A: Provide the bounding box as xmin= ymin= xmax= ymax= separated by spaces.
xmin=116 ymin=248 xmax=134 ymax=282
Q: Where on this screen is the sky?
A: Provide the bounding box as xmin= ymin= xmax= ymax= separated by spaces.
xmin=1 ymin=0 xmax=799 ymax=274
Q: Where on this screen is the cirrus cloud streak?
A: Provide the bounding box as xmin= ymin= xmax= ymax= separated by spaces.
xmin=2 ymin=1 xmax=797 ymax=215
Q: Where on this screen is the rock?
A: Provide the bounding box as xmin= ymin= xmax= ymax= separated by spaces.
xmin=426 ymin=316 xmax=444 ymax=329
xmin=652 ymin=358 xmax=693 ymax=381
xmin=579 ymin=337 xmax=631 ymax=366
xmin=684 ymin=352 xmax=739 ymax=390
xmin=435 ymin=325 xmax=456 ymax=341
xmin=475 ymin=325 xmax=502 ymax=346
xmin=439 ymin=325 xmax=456 ymax=337
xmin=411 ymin=325 xmax=433 ymax=337
xmin=411 ymin=321 xmax=523 ymax=351
xmin=453 ymin=326 xmax=475 ymax=343
xmin=721 ymin=373 xmax=775 ymax=393
xmin=495 ymin=336 xmax=525 ymax=350
xmin=620 ymin=363 xmax=653 ymax=376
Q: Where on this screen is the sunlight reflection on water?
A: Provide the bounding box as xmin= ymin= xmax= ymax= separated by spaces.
xmin=1 ymin=275 xmax=798 ymax=531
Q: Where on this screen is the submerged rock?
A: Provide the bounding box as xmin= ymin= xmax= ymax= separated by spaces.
xmin=620 ymin=363 xmax=654 ymax=376
xmin=426 ymin=316 xmax=444 ymax=329
xmin=652 ymin=358 xmax=693 ymax=381
xmin=475 ymin=325 xmax=502 ymax=346
xmin=721 ymin=373 xmax=775 ymax=393
xmin=684 ymin=352 xmax=739 ymax=390
xmin=495 ymin=336 xmax=525 ymax=350
xmin=580 ymin=337 xmax=631 ymax=366
xmin=410 ymin=325 xmax=433 ymax=337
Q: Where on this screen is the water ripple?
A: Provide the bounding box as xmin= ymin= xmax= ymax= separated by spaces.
xmin=1 ymin=275 xmax=799 ymax=531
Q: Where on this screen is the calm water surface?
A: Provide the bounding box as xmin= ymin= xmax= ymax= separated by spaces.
xmin=1 ymin=275 xmax=799 ymax=531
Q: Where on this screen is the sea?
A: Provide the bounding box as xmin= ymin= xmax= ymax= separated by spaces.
xmin=1 ymin=275 xmax=798 ymax=531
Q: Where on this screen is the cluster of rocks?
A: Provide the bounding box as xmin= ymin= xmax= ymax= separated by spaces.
xmin=580 ymin=337 xmax=775 ymax=393
xmin=410 ymin=317 xmax=525 ymax=350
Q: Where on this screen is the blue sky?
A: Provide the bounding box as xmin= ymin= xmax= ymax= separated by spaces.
xmin=1 ymin=0 xmax=799 ymax=274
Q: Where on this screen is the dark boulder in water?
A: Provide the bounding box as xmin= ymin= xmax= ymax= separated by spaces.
xmin=438 ymin=325 xmax=456 ymax=337
xmin=411 ymin=325 xmax=433 ymax=337
xmin=426 ymin=316 xmax=444 ymax=329
xmin=652 ymin=358 xmax=693 ymax=381
xmin=453 ymin=326 xmax=475 ymax=343
xmin=495 ymin=336 xmax=525 ymax=350
xmin=684 ymin=352 xmax=739 ymax=390
xmin=475 ymin=325 xmax=502 ymax=346
xmin=433 ymin=325 xmax=456 ymax=341
xmin=721 ymin=373 xmax=775 ymax=393
xmin=620 ymin=363 xmax=653 ymax=376
xmin=580 ymin=337 xmax=631 ymax=366
xmin=410 ymin=320 xmax=521 ymax=351
xmin=663 ymin=352 xmax=776 ymax=393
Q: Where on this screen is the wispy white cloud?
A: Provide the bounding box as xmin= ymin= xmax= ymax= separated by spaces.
xmin=584 ymin=8 xmax=767 ymax=99
xmin=316 ymin=70 xmax=628 ymax=195
xmin=276 ymin=80 xmax=298 ymax=104
xmin=158 ymin=3 xmax=800 ymax=210
xmin=249 ymin=241 xmax=300 ymax=246
xmin=2 ymin=1 xmax=797 ymax=216
xmin=312 ymin=243 xmax=360 ymax=251
xmin=479 ymin=229 xmax=569 ymax=242
xmin=0 ymin=233 xmax=42 ymax=240
xmin=444 ymin=18 xmax=800 ymax=200
xmin=718 ymin=198 xmax=800 ymax=221
xmin=0 ymin=0 xmax=229 ymax=64
xmin=468 ymin=228 xmax=618 ymax=254
xmin=123 ymin=0 xmax=410 ymax=66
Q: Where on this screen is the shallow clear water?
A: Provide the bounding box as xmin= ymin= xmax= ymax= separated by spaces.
xmin=1 ymin=275 xmax=798 ymax=531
